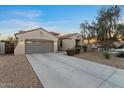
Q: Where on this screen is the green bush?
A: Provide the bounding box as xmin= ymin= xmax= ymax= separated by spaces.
xmin=103 ymin=51 xmax=111 ymax=59
xmin=75 ymin=47 xmax=81 ymax=54
xmin=66 ymin=49 xmax=75 ymax=56
xmin=117 ymin=52 xmax=124 ymax=58
xmin=82 ymin=45 xmax=87 ymax=52
xmin=117 ymin=45 xmax=124 ymax=49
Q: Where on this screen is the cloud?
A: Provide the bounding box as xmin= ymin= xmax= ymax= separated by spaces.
xmin=2 ymin=10 xmax=43 ymax=20
xmin=44 ymin=25 xmax=78 ymax=34
xmin=42 ymin=20 xmax=82 ymax=25
xmin=0 ymin=8 xmax=81 ymax=35
xmin=41 ymin=20 xmax=81 ymax=32
xmin=0 ymin=18 xmax=80 ymax=35
xmin=0 ymin=19 xmax=42 ymax=35
xmin=1 ymin=19 xmax=41 ymax=27
xmin=13 ymin=10 xmax=42 ymax=19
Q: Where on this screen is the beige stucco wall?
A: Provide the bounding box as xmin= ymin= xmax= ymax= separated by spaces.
xmin=14 ymin=40 xmax=25 ymax=55
xmin=60 ymin=33 xmax=83 ymax=50
xmin=61 ymin=39 xmax=75 ymax=50
xmin=14 ymin=29 xmax=58 ymax=55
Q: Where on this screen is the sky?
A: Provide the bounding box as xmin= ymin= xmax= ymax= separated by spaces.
xmin=0 ymin=5 xmax=124 ymax=35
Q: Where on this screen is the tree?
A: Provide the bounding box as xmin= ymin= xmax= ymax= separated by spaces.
xmin=88 ymin=22 xmax=98 ymax=38
xmin=80 ymin=20 xmax=89 ymax=39
xmin=96 ymin=5 xmax=121 ymax=43
xmin=117 ymin=23 xmax=124 ymax=36
xmin=7 ymin=36 xmax=17 ymax=43
xmin=80 ymin=5 xmax=122 ymax=47
xmin=117 ymin=23 xmax=124 ymax=41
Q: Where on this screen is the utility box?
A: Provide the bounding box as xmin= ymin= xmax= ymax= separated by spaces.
xmin=0 ymin=42 xmax=5 ymax=55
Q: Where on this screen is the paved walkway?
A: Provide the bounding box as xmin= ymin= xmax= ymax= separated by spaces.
xmin=26 ymin=53 xmax=124 ymax=88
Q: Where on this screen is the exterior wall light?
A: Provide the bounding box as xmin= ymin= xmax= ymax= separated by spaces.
xmin=19 ymin=41 xmax=24 ymax=44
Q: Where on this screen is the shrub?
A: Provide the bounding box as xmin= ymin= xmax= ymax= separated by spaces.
xmin=117 ymin=52 xmax=124 ymax=58
xmin=103 ymin=51 xmax=111 ymax=59
xmin=82 ymin=45 xmax=87 ymax=52
xmin=112 ymin=44 xmax=117 ymax=49
xmin=117 ymin=45 xmax=124 ymax=49
xmin=75 ymin=47 xmax=81 ymax=54
xmin=66 ymin=49 xmax=75 ymax=56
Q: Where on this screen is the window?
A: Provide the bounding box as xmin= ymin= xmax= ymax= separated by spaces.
xmin=60 ymin=40 xmax=62 ymax=47
xmin=26 ymin=41 xmax=32 ymax=44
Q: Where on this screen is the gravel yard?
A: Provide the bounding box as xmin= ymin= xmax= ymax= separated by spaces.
xmin=0 ymin=55 xmax=43 ymax=88
xmin=75 ymin=51 xmax=124 ymax=70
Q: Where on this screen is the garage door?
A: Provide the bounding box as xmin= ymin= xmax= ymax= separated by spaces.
xmin=25 ymin=40 xmax=53 ymax=54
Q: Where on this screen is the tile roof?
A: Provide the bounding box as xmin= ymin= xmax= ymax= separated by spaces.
xmin=49 ymin=32 xmax=60 ymax=36
xmin=15 ymin=28 xmax=43 ymax=35
xmin=58 ymin=33 xmax=79 ymax=39
xmin=14 ymin=27 xmax=81 ymax=40
xmin=14 ymin=27 xmax=59 ymax=39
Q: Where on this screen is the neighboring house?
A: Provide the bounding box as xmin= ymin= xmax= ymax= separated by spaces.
xmin=58 ymin=33 xmax=83 ymax=51
xmin=14 ymin=28 xmax=58 ymax=55
xmin=0 ymin=35 xmax=14 ymax=41
xmin=0 ymin=35 xmax=8 ymax=41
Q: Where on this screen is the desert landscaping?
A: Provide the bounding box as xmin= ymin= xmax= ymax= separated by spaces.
xmin=75 ymin=51 xmax=124 ymax=69
xmin=0 ymin=55 xmax=43 ymax=88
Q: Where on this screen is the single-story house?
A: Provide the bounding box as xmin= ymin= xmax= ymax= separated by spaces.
xmin=14 ymin=27 xmax=83 ymax=55
xmin=58 ymin=33 xmax=83 ymax=51
xmin=14 ymin=28 xmax=58 ymax=55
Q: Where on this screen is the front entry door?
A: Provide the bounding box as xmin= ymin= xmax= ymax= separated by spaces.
xmin=75 ymin=39 xmax=80 ymax=47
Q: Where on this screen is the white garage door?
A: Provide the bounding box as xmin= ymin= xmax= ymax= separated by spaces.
xmin=25 ymin=40 xmax=53 ymax=54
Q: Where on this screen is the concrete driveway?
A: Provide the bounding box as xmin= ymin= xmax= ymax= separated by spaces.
xmin=26 ymin=53 xmax=124 ymax=88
